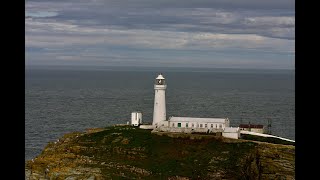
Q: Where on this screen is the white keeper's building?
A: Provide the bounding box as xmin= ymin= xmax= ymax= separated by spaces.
xmin=167 ymin=116 xmax=229 ymax=129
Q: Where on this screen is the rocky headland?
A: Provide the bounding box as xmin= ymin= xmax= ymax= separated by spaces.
xmin=25 ymin=126 xmax=295 ymax=179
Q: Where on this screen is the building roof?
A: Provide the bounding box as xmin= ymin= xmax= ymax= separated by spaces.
xmin=239 ymin=124 xmax=264 ymax=129
xmin=168 ymin=116 xmax=228 ymax=123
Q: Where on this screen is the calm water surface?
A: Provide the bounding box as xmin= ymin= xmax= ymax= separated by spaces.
xmin=25 ymin=66 xmax=295 ymax=160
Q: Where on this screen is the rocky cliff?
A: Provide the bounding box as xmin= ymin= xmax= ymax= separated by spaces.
xmin=25 ymin=126 xmax=295 ymax=179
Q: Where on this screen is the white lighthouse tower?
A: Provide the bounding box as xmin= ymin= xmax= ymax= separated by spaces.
xmin=152 ymin=73 xmax=167 ymax=127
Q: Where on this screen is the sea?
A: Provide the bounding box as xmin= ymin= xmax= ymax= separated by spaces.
xmin=25 ymin=66 xmax=295 ymax=161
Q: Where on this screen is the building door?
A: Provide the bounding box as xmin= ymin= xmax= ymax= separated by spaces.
xmin=178 ymin=123 xmax=181 ymax=127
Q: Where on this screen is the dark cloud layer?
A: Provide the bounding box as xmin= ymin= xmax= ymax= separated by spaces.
xmin=27 ymin=0 xmax=294 ymax=9
xmin=26 ymin=0 xmax=295 ymax=69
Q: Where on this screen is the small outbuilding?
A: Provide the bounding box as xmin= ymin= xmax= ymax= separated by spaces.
xmin=239 ymin=124 xmax=266 ymax=134
xmin=222 ymin=127 xmax=240 ymax=139
xmin=131 ymin=112 xmax=142 ymax=126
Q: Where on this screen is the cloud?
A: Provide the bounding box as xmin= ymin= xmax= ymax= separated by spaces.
xmin=26 ymin=11 xmax=58 ymax=18
xmin=25 ymin=0 xmax=295 ymax=69
xmin=243 ymin=16 xmax=294 ymax=27
xmin=26 ymin=1 xmax=294 ymax=39
xmin=27 ymin=0 xmax=294 ymax=9
xmin=26 ymin=18 xmax=294 ymax=54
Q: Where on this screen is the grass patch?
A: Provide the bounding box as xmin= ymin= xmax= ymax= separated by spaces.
xmin=82 ymin=126 xmax=258 ymax=178
xmin=27 ymin=125 xmax=295 ymax=179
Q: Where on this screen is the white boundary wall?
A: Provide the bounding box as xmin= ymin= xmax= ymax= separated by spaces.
xmin=240 ymin=130 xmax=295 ymax=142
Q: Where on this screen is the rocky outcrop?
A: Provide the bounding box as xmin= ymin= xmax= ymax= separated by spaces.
xmin=25 ymin=126 xmax=294 ymax=179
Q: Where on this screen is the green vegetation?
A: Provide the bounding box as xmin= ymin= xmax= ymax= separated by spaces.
xmin=26 ymin=126 xmax=295 ymax=179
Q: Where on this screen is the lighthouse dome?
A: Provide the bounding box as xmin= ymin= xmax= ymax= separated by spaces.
xmin=156 ymin=74 xmax=165 ymax=80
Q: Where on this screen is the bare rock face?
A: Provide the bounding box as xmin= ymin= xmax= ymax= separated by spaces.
xmin=25 ymin=126 xmax=295 ymax=179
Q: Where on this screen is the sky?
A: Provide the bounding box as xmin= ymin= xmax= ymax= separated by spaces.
xmin=25 ymin=0 xmax=295 ymax=69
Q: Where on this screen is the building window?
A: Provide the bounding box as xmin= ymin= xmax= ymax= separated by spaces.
xmin=186 ymin=123 xmax=188 ymax=128
xmin=178 ymin=123 xmax=181 ymax=128
xmin=216 ymin=124 xmax=217 ymax=128
xmin=192 ymin=123 xmax=194 ymax=127
xmin=219 ymin=124 xmax=222 ymax=129
xmin=172 ymin=123 xmax=174 ymax=127
xmin=211 ymin=124 xmax=213 ymax=128
xmin=205 ymin=124 xmax=207 ymax=128
xmin=200 ymin=124 xmax=203 ymax=128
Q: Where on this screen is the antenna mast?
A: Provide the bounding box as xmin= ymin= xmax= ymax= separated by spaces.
xmin=267 ymin=118 xmax=272 ymax=134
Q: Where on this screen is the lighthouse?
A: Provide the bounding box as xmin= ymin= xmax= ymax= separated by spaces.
xmin=152 ymin=73 xmax=167 ymax=127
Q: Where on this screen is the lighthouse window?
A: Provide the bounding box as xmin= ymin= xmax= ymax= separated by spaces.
xmin=216 ymin=124 xmax=217 ymax=128
xmin=192 ymin=123 xmax=194 ymax=127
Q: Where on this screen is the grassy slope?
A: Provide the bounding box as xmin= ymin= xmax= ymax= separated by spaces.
xmin=26 ymin=126 xmax=295 ymax=179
